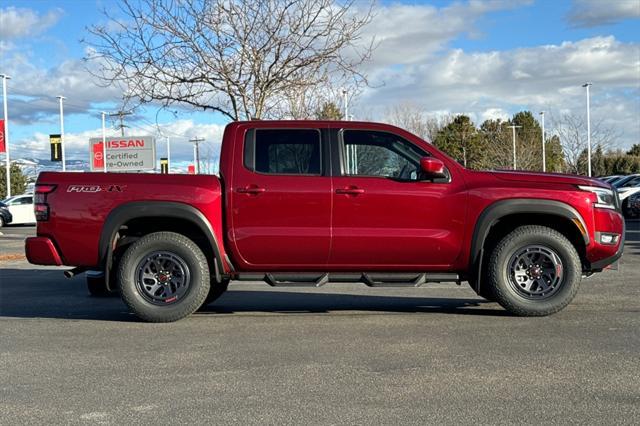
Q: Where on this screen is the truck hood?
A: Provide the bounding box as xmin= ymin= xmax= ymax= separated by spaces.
xmin=490 ymin=170 xmax=608 ymax=188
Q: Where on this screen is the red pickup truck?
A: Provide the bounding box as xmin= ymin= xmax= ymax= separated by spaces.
xmin=26 ymin=121 xmax=624 ymax=322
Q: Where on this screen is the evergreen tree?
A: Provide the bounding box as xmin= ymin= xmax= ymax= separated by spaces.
xmin=315 ymin=102 xmax=343 ymax=120
xmin=433 ymin=115 xmax=485 ymax=169
xmin=627 ymin=144 xmax=640 ymax=156
xmin=0 ymin=164 xmax=28 ymax=200
xmin=544 ymin=135 xmax=565 ymax=173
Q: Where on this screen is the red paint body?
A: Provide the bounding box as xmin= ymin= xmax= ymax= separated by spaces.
xmin=26 ymin=121 xmax=623 ymax=277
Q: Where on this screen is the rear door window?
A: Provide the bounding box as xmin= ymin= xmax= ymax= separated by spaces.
xmin=248 ymin=129 xmax=321 ymax=175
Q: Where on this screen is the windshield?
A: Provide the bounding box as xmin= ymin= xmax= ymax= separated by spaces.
xmin=620 ymin=177 xmax=640 ymax=188
xmin=613 ymin=175 xmax=639 ymax=188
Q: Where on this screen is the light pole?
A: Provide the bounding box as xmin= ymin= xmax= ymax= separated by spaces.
xmin=342 ymin=88 xmax=349 ymax=121
xmin=540 ymin=111 xmax=546 ymax=172
xmin=101 ymin=111 xmax=107 ymax=172
xmin=582 ymin=82 xmax=592 ymax=177
xmin=189 ymin=137 xmax=204 ymax=174
xmin=57 ymin=96 xmax=66 ymax=172
xmin=507 ymin=125 xmax=522 ymax=170
xmin=166 ymin=136 xmax=171 ymax=173
xmin=1 ymin=74 xmax=11 ymax=198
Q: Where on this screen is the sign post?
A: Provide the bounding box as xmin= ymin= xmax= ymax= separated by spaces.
xmin=0 ymin=119 xmax=5 ymax=154
xmin=50 ymin=134 xmax=62 ymax=162
xmin=89 ymin=136 xmax=156 ymax=172
xmin=1 ymin=75 xmax=11 ymax=198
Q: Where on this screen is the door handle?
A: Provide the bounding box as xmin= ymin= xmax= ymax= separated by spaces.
xmin=336 ymin=187 xmax=365 ymax=195
xmin=237 ymin=185 xmax=266 ymax=194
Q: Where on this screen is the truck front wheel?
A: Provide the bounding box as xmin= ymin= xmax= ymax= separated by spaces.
xmin=486 ymin=225 xmax=582 ymax=316
xmin=118 ymin=232 xmax=210 ymax=322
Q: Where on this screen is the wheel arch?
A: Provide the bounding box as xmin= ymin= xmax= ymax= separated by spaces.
xmin=98 ymin=201 xmax=224 ymax=290
xmin=469 ymin=199 xmax=589 ymax=292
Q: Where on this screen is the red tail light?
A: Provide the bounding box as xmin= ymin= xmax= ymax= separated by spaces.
xmin=34 ymin=184 xmax=56 ymax=221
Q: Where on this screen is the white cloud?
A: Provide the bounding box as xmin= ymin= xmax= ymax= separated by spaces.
xmin=356 ymin=35 xmax=640 ymax=148
xmin=0 ymin=6 xmax=62 ymax=39
xmin=481 ymin=108 xmax=511 ymax=122
xmin=567 ymin=0 xmax=640 ymax=27
xmin=3 ymin=54 xmax=124 ymax=124
xmin=360 ymin=0 xmax=533 ymax=69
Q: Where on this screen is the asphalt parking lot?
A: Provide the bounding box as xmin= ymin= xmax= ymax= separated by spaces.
xmin=1 ymin=224 xmax=639 ymax=424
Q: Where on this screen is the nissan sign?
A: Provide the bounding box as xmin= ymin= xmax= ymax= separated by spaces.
xmin=89 ymin=136 xmax=156 ymax=172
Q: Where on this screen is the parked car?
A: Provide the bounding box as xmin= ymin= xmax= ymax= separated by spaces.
xmin=599 ymin=175 xmax=622 ymax=184
xmin=627 ymin=193 xmax=640 ymax=218
xmin=616 ymin=176 xmax=640 ymax=218
xmin=2 ymin=194 xmax=36 ymax=225
xmin=0 ymin=201 xmax=13 ymax=227
xmin=612 ymin=174 xmax=640 ymax=188
xmin=26 ymin=120 xmax=624 ymax=322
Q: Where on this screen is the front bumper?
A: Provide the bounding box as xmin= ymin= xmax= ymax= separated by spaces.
xmin=590 ymin=219 xmax=625 ymax=270
xmin=588 ymin=210 xmax=626 ymax=271
xmin=25 ymin=237 xmax=63 ymax=266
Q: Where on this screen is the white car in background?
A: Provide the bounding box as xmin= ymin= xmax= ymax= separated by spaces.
xmin=1 ymin=194 xmax=36 ymax=225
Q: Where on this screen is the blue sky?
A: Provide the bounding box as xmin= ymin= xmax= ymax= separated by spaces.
xmin=1 ymin=0 xmax=638 ymax=170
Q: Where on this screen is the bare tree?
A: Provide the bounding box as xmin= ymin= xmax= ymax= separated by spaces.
xmin=198 ymin=140 xmax=222 ymax=175
xmin=384 ymin=103 xmax=453 ymax=142
xmin=550 ymin=113 xmax=619 ymax=174
xmin=384 ymin=103 xmax=428 ymax=140
xmin=85 ymin=0 xmax=374 ymax=121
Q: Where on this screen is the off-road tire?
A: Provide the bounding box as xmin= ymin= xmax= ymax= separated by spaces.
xmin=203 ymin=278 xmax=230 ymax=306
xmin=118 ymin=232 xmax=210 ymax=322
xmin=486 ymin=225 xmax=582 ymax=316
xmin=474 ymin=285 xmax=495 ymax=302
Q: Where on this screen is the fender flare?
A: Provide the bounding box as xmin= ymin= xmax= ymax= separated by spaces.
xmin=98 ymin=201 xmax=224 ymax=288
xmin=469 ymin=199 xmax=589 ymax=289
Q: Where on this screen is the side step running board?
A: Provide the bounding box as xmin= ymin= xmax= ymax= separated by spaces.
xmin=235 ymin=272 xmax=460 ymax=287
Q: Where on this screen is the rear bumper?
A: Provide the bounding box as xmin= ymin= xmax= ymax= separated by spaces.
xmin=25 ymin=237 xmax=63 ymax=266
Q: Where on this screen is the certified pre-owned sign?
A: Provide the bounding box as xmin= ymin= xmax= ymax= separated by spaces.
xmin=89 ymin=136 xmax=156 ymax=172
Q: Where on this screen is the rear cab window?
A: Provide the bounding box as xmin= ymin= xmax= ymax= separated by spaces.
xmin=244 ymin=129 xmax=322 ymax=175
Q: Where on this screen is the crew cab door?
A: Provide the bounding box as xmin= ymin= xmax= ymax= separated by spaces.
xmin=329 ymin=128 xmax=466 ymax=269
xmin=229 ymin=127 xmax=331 ymax=269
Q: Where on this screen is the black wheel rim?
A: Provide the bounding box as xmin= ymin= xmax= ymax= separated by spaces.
xmin=507 ymin=245 xmax=564 ymax=300
xmin=135 ymin=251 xmax=191 ymax=305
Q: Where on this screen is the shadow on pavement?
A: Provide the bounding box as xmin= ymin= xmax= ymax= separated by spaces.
xmin=0 ymin=268 xmax=501 ymax=321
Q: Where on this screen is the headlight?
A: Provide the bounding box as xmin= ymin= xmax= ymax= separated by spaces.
xmin=578 ymin=186 xmax=616 ymax=209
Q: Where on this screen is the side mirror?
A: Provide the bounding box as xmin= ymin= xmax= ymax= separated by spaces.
xmin=420 ymin=157 xmax=447 ymax=179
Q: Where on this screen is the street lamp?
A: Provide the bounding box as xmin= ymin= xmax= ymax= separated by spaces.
xmin=57 ymin=95 xmax=66 ymax=172
xmin=540 ymin=111 xmax=546 ymax=172
xmin=582 ymin=82 xmax=592 ymax=177
xmin=507 ymin=125 xmax=522 ymax=170
xmin=1 ymin=74 xmax=11 ymax=197
xmin=101 ymin=111 xmax=107 ymax=172
xmin=341 ymin=88 xmax=348 ymax=121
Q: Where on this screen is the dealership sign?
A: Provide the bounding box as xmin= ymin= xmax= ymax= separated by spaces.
xmin=89 ymin=136 xmax=156 ymax=172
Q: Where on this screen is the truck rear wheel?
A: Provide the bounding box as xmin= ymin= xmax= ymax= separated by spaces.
xmin=486 ymin=225 xmax=582 ymax=316
xmin=202 ymin=278 xmax=230 ymax=307
xmin=118 ymin=232 xmax=210 ymax=322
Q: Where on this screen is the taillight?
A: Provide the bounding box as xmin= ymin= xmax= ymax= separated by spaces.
xmin=34 ymin=184 xmax=56 ymax=221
